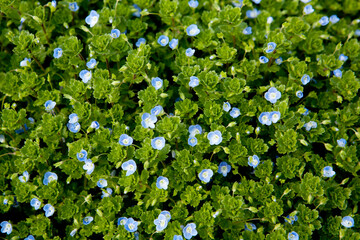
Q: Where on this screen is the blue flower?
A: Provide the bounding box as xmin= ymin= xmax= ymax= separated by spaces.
xmin=266 ymin=42 xmax=276 ymax=53
xmin=259 ymin=112 xmax=272 ymax=125
xmin=322 ymin=166 xmax=335 ymax=177
xmin=207 ymin=130 xmax=222 ymax=145
xmin=110 ymin=29 xmax=121 ymax=38
xmin=288 ymin=231 xmax=299 ymax=240
xmin=67 ymin=122 xmax=81 ymax=133
xmin=136 ymin=38 xmax=146 ymax=47
xmin=341 ymin=216 xmax=354 ymax=228
xmin=43 ymin=172 xmax=58 ymax=185
xmin=151 ymin=105 xmax=163 ymax=116
xmin=85 ymin=10 xmax=99 ymax=28
xmin=161 ymin=211 xmax=171 ymax=222
xmin=304 ymin=121 xmax=317 ymax=131
xmin=101 ymin=188 xmax=113 ymax=198
xmin=198 ymin=169 xmax=213 ymax=183
xmin=77 ymin=149 xmax=87 ymax=162
xmin=186 ymin=48 xmax=195 ymax=57
xmin=243 ymin=27 xmax=252 ymax=35
xmin=20 ymin=57 xmax=31 ymax=67
xmin=53 ymin=48 xmax=63 ymax=58
xmin=133 ymin=4 xmax=141 ymax=17
xmin=296 ymin=91 xmax=303 ymax=98
xmin=70 ymin=229 xmax=77 ymax=237
xmin=151 ymin=137 xmax=166 ymax=150
xmin=118 ymin=217 xmax=128 ymax=226
xmin=302 ymin=107 xmax=309 ymax=116
xmin=252 ymin=0 xmax=261 ymax=3
xmin=248 ymin=155 xmax=260 ymax=168
xmin=119 ymin=134 xmax=133 ymax=146
xmin=30 ymin=198 xmax=41 ymax=210
xmin=69 ymin=2 xmax=79 ymax=12
xmin=189 ymin=124 xmax=202 ymax=136
xmin=45 ymin=100 xmax=56 ymax=111
xmin=246 ymin=9 xmax=260 ymax=18
xmin=43 ymin=203 xmax=55 ymax=217
xmin=69 ymin=113 xmax=79 ymax=124
xmin=154 ymin=213 xmax=168 ymax=231
xmin=218 ymin=162 xmax=231 ymax=177
xmin=51 ymin=0 xmax=56 ymax=7
xmin=151 ymin=77 xmax=163 ymax=90
xmin=121 ymin=160 xmax=137 ymax=176
xmin=3 ymin=198 xmax=8 ymax=205
xmin=333 ymin=69 xmax=342 ymax=77
xmin=301 ymin=74 xmax=311 ymax=85
xmin=355 ymin=29 xmax=360 ymax=37
xmin=186 ymin=24 xmax=200 ymax=36
xmin=158 ymin=35 xmax=169 ymax=46
xmin=24 ymin=235 xmax=35 ymax=240
xmin=300 ymin=0 xmax=311 ymax=3
xmin=141 ymin=113 xmax=157 ymax=128
xmin=319 ymin=16 xmax=329 ymax=26
xmin=303 ymin=5 xmax=314 ymax=15
xmin=188 ymin=136 xmax=198 ymax=147
xmin=97 ymin=179 xmax=107 ymax=188
xmin=83 ymin=216 xmax=93 ymax=225
xmin=0 ymin=221 xmax=12 ymax=235
xmin=275 ymin=57 xmax=283 ymax=65
xmin=267 ymin=16 xmax=274 ymax=24
xmin=79 ymin=70 xmax=92 ymax=83
xmin=83 ymin=159 xmax=95 ymax=174
xmin=339 ymin=54 xmax=348 ymax=62
xmin=189 ymin=76 xmax=199 ymax=87
xmin=330 ymin=15 xmax=340 ymax=24
xmin=90 ymin=121 xmax=100 ymax=129
xmin=156 ymin=176 xmax=169 ymax=190
xmin=124 ymin=218 xmax=139 ymax=232
xmin=230 ymin=107 xmax=241 ymax=118
xmin=285 ymin=215 xmax=298 ymax=224
xmin=86 ymin=58 xmax=97 ymax=69
xmin=337 ymin=138 xmax=347 ymax=147
xmin=188 ymin=0 xmax=199 ymax=8
xmin=259 ymin=56 xmax=269 ymax=63
xmin=264 ymin=87 xmax=281 ymax=104
xmin=19 ymin=171 xmax=29 ymax=183
xmin=223 ymin=102 xmax=231 ymax=112
xmin=183 ymin=223 xmax=198 ymax=239
xmin=232 ymin=0 xmax=243 ymax=7
xmin=173 ymin=235 xmax=183 ymax=240
xmin=270 ymin=111 xmax=281 ymax=123
xmin=245 ymin=223 xmax=256 ymax=231
xmin=169 ymin=39 xmax=179 ymax=49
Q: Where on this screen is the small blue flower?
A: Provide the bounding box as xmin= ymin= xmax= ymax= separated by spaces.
xmin=141 ymin=113 xmax=157 ymax=128
xmin=45 ymin=100 xmax=56 ymax=111
xmin=154 ymin=213 xmax=168 ymax=231
xmin=161 ymin=211 xmax=171 ymax=222
xmin=3 ymin=198 xmax=8 ymax=205
xmin=0 ymin=221 xmax=12 ymax=235
xmin=330 ymin=15 xmax=339 ymax=24
xmin=303 ymin=5 xmax=314 ymax=15
xmin=275 ymin=57 xmax=283 ymax=65
xmin=245 ymin=223 xmax=256 ymax=231
xmin=207 ymin=130 xmax=222 ymax=145
xmin=339 ymin=54 xmax=348 ymax=62
xmin=333 ymin=69 xmax=342 ymax=77
xmin=186 ymin=48 xmax=195 ymax=57
xmin=30 ymin=198 xmax=41 ymax=210
xmin=77 ymin=149 xmax=87 ymax=162
xmin=173 ymin=235 xmax=183 ymax=240
xmin=186 ymin=24 xmax=200 ymax=36
xmin=90 ymin=121 xmax=100 ymax=129
xmin=97 ymin=178 xmax=108 ymax=188
xmin=51 ymin=0 xmax=56 ymax=8
xmin=301 ymin=74 xmax=311 ymax=85
xmin=267 ymin=16 xmax=274 ymax=24
xmin=304 ymin=121 xmax=317 ymax=131
xmin=248 ymin=155 xmax=260 ymax=168
xmin=86 ymin=58 xmax=97 ymax=69
xmin=246 ymin=9 xmax=260 ymax=18
xmin=183 ymin=223 xmax=198 ymax=239
xmin=189 ymin=124 xmax=202 ymax=136
xmin=43 ymin=203 xmax=55 ymax=217
xmin=133 ymin=4 xmax=141 ymax=17
xmin=53 ymin=48 xmax=63 ymax=58
xmin=319 ymin=16 xmax=329 ymax=26
xmin=259 ymin=112 xmax=272 ymax=125
xmin=83 ymin=216 xmax=93 ymax=225
xmin=337 ymin=138 xmax=347 ymax=147
xmin=136 ymin=38 xmax=146 ymax=47
xmin=264 ymin=87 xmax=281 ymax=104
xmin=152 ymin=77 xmax=163 ymax=90
xmin=24 ymin=235 xmax=35 ymax=240
xmin=270 ymin=111 xmax=281 ymax=123
xmin=43 ymin=172 xmax=58 ymax=185
xmin=85 ymin=10 xmax=99 ymax=28
xmin=125 ymin=218 xmax=139 ymax=232
xmin=118 ymin=217 xmax=128 ymax=226
xmin=20 ymin=57 xmax=31 ymax=67
xmin=69 ymin=2 xmax=79 ymax=12
xmin=68 ymin=113 xmax=79 ymax=124
xmin=259 ymin=56 xmax=269 ymax=63
xmin=355 ymin=29 xmax=360 ymax=37
xmin=158 ymin=35 xmax=169 ymax=46
xmin=223 ymin=102 xmax=231 ymax=112
xmin=110 ymin=29 xmax=121 ymax=38
xmin=302 ymin=107 xmax=309 ymax=116
xmin=70 ymin=229 xmax=77 ymax=237
xmin=288 ymin=231 xmax=299 ymax=240
xmin=230 ymin=107 xmax=241 ymax=118
xmin=83 ymin=159 xmax=95 ymax=174
xmin=151 ymin=105 xmax=163 ymax=116
xmin=218 ymin=162 xmax=231 ymax=177
xmin=296 ymin=91 xmax=303 ymax=98
xmin=232 ymin=0 xmax=243 ymax=7
xmin=19 ymin=171 xmax=29 ymax=183
xmin=243 ymin=27 xmax=252 ymax=35
xmin=151 ymin=137 xmax=166 ymax=150
xmin=341 ymin=216 xmax=354 ymax=228
xmin=101 ymin=188 xmax=113 ymax=198
xmin=189 ymin=76 xmax=199 ymax=88
xmin=119 ymin=134 xmax=133 ymax=146
xmin=265 ymin=42 xmax=276 ymax=53
xmin=67 ymin=122 xmax=81 ymax=133
xmin=300 ymin=0 xmax=311 ymax=3
xmin=322 ymin=166 xmax=335 ymax=177
xmin=188 ymin=136 xmax=198 ymax=147
xmin=198 ymin=169 xmax=213 ymax=183
xmin=121 ymin=159 xmax=137 ymax=176
xmin=79 ymin=70 xmax=92 ymax=83
xmin=252 ymin=0 xmax=261 ymax=4
xmin=169 ymin=39 xmax=179 ymax=50
xmin=285 ymin=215 xmax=298 ymax=225
xmin=188 ymin=0 xmax=199 ymax=8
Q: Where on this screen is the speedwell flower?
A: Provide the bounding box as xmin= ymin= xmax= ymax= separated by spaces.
xmin=337 ymin=138 xmax=347 ymax=147
xmin=24 ymin=235 xmax=35 ymax=240
xmin=53 ymin=48 xmax=63 ymax=58
xmin=198 ymin=169 xmax=213 ymax=183
xmin=151 ymin=105 xmax=163 ymax=116
xmin=243 ymin=27 xmax=252 ymax=35
xmin=110 ymin=29 xmax=120 ymax=38
xmin=20 ymin=57 xmax=31 ymax=67
xmin=169 ymin=39 xmax=179 ymax=49
xmin=156 ymin=176 xmax=169 ymax=190
xmin=158 ymin=35 xmax=169 ymax=46
xmin=151 ymin=137 xmax=166 ymax=150
xmin=69 ymin=113 xmax=79 ymax=124
xmin=118 ymin=217 xmax=128 ymax=226
xmin=45 ymin=100 xmax=56 ymax=111
xmin=330 ymin=15 xmax=340 ymax=23
xmin=270 ymin=111 xmax=281 ymax=123
xmin=0 ymin=221 xmax=12 ymax=235
xmin=30 ymin=198 xmax=41 ymax=210
xmin=265 ymin=87 xmax=281 ymax=103
xmin=259 ymin=56 xmax=269 ymax=63
xmin=333 ymin=69 xmax=342 ymax=78
xmin=188 ymin=0 xmax=199 ymax=8
xmin=301 ymin=74 xmax=311 ymax=85
xmin=121 ymin=160 xmax=137 ymax=176
xmin=245 ymin=223 xmax=256 ymax=231
xmin=119 ymin=134 xmax=133 ymax=146
xmin=246 ymin=9 xmax=260 ymax=18
xmin=83 ymin=216 xmax=93 ymax=225
xmin=141 ymin=113 xmax=157 ymax=128
xmin=285 ymin=215 xmax=298 ymax=224
xmin=77 ymin=149 xmax=87 ymax=161
xmin=186 ymin=48 xmax=195 ymax=57
xmin=97 ymin=178 xmax=107 ymax=188
xmin=339 ymin=54 xmax=348 ymax=62
xmin=183 ymin=223 xmax=198 ymax=239
xmin=189 ymin=124 xmax=202 ymax=136
xmin=319 ymin=16 xmax=329 ymax=26
xmin=19 ymin=171 xmax=29 ymax=183
xmin=188 ymin=136 xmax=198 ymax=147
xmin=67 ymin=122 xmax=81 ymax=133
xmin=296 ymin=91 xmax=303 ymax=98
xmin=218 ymin=162 xmax=231 ymax=177
xmin=207 ymin=130 xmax=222 ymax=145
xmin=101 ymin=188 xmax=113 ymax=198
xmin=83 ymin=159 xmax=95 ymax=174
xmin=43 ymin=172 xmax=58 ymax=185
xmin=265 ymin=42 xmax=276 ymax=53
xmin=303 ymin=5 xmax=314 ymax=15
xmin=85 ymin=10 xmax=99 ymax=28
xmin=79 ymin=70 xmax=92 ymax=83
xmin=259 ymin=112 xmax=272 ymax=125
xmin=136 ymin=38 xmax=146 ymax=47
xmin=186 ymin=24 xmax=200 ymax=36
xmin=189 ymin=76 xmax=199 ymax=87
xmin=304 ymin=121 xmax=317 ymax=131
xmin=90 ymin=121 xmax=100 ymax=129
xmin=154 ymin=213 xmax=168 ymax=231
xmin=43 ymin=203 xmax=55 ymax=217
xmin=288 ymin=231 xmax=299 ymax=240
xmin=341 ymin=216 xmax=354 ymax=228
xmin=322 ymin=166 xmax=335 ymax=177
xmin=86 ymin=58 xmax=97 ymax=69
xmin=230 ymin=107 xmax=241 ymax=118
xmin=248 ymin=155 xmax=260 ymax=168
xmin=125 ymin=218 xmax=139 ymax=232
xmin=223 ymin=102 xmax=231 ymax=112
xmin=69 ymin=2 xmax=79 ymax=12
xmin=151 ymin=77 xmax=163 ymax=90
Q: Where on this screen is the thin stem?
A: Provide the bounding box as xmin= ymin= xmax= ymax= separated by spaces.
xmin=41 ymin=23 xmax=51 ymax=45
xmin=1 ymin=95 xmax=6 ymax=109
xmin=106 ymin=58 xmax=111 ymax=78
xmin=0 ymin=152 xmax=15 ymax=158
xmin=31 ymin=54 xmax=46 ymax=72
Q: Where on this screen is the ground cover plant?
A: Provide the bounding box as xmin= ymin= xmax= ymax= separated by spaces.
xmin=1 ymin=0 xmax=360 ymax=239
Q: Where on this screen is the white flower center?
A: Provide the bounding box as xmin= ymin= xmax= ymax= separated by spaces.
xmin=156 ymin=81 xmax=162 ymax=87
xmin=156 ymin=140 xmax=162 ymax=147
xmin=91 ymin=16 xmax=98 ymax=24
xmin=85 ymin=72 xmax=91 ymax=79
xmin=190 ymin=28 xmax=196 ymax=35
xmin=270 ymin=93 xmax=276 ymax=99
xmin=212 ymin=135 xmax=219 ymax=142
xmin=123 ymin=139 xmax=129 ymax=144
xmin=186 ymin=226 xmax=192 ymax=233
xmin=160 ymin=220 xmax=166 ymax=227
xmin=121 ymin=220 xmax=126 ymax=225
xmin=262 ymin=115 xmax=268 ymax=122
xmin=221 ymin=166 xmax=227 ymax=173
xmin=202 ymin=172 xmax=208 ymax=178
xmin=161 ymin=39 xmax=166 ymax=44
xmin=128 ymin=165 xmax=134 ymax=171
xmin=190 ymin=139 xmax=195 ymax=144
xmin=129 ymin=223 xmax=134 ymax=230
